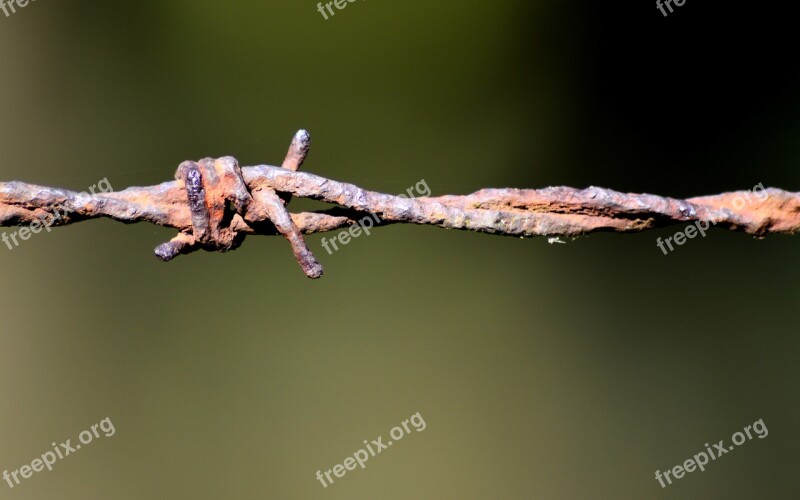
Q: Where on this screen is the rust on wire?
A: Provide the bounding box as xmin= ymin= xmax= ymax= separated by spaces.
xmin=1 ymin=130 xmax=798 ymax=278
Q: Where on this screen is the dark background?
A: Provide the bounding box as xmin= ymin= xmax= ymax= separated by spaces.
xmin=0 ymin=1 xmax=797 ymax=498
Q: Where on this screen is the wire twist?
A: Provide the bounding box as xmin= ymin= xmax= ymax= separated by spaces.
xmin=1 ymin=130 xmax=798 ymax=278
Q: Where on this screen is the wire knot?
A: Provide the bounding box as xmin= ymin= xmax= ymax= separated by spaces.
xmin=154 ymin=130 xmax=323 ymax=278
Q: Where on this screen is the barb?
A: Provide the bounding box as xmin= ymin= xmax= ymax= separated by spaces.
xmin=1 ymin=130 xmax=798 ymax=278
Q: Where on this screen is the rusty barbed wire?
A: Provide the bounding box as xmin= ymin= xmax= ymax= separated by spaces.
xmin=1 ymin=130 xmax=798 ymax=278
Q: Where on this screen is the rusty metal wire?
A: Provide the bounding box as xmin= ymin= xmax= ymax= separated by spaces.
xmin=1 ymin=130 xmax=798 ymax=278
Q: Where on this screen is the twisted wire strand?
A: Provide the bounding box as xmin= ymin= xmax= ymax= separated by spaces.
xmin=1 ymin=130 xmax=798 ymax=277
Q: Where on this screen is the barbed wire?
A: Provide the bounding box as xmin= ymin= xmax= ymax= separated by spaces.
xmin=1 ymin=130 xmax=798 ymax=278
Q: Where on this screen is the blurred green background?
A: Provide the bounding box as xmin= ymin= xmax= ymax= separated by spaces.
xmin=1 ymin=1 xmax=798 ymax=498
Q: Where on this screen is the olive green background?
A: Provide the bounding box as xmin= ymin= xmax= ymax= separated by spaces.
xmin=1 ymin=1 xmax=798 ymax=499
